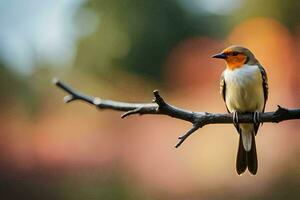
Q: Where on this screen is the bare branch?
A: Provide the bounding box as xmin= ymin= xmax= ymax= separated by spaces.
xmin=175 ymin=125 xmax=201 ymax=148
xmin=53 ymin=78 xmax=300 ymax=147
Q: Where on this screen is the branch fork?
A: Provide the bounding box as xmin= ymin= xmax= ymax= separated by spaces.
xmin=53 ymin=78 xmax=300 ymax=148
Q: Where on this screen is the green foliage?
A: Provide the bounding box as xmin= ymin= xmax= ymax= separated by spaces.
xmin=75 ymin=0 xmax=226 ymax=81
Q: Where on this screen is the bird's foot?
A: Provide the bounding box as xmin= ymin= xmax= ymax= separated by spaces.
xmin=253 ymin=111 xmax=260 ymax=124
xmin=233 ymin=111 xmax=240 ymax=127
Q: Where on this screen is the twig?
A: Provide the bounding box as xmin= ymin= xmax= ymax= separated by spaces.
xmin=53 ymin=78 xmax=300 ymax=148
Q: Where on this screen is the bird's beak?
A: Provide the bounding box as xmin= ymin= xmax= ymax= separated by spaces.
xmin=212 ymin=52 xmax=227 ymax=59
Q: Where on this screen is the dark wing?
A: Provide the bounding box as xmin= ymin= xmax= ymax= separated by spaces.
xmin=254 ymin=64 xmax=269 ymax=135
xmin=258 ymin=64 xmax=268 ymax=112
xmin=220 ymin=72 xmax=229 ymax=113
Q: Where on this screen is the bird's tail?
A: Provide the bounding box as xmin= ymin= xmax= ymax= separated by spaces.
xmin=236 ymin=135 xmax=247 ymax=174
xmin=247 ymin=133 xmax=257 ymax=174
xmin=236 ymin=125 xmax=258 ymax=175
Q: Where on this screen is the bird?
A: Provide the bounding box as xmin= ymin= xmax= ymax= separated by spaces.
xmin=212 ymin=45 xmax=268 ymax=175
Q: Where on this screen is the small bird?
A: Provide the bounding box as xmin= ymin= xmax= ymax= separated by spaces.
xmin=212 ymin=45 xmax=268 ymax=175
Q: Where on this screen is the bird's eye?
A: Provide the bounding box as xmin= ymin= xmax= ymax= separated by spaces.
xmin=232 ymin=51 xmax=239 ymax=56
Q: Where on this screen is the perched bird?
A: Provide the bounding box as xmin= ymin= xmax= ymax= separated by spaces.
xmin=212 ymin=45 xmax=268 ymax=175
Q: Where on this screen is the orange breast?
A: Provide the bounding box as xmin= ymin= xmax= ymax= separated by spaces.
xmin=225 ymin=54 xmax=247 ymax=70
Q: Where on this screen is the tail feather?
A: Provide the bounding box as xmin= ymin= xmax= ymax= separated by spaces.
xmin=241 ymin=124 xmax=253 ymax=152
xmin=236 ymin=132 xmax=258 ymax=175
xmin=247 ymin=133 xmax=258 ymax=175
xmin=235 ymin=122 xmax=259 ymax=175
xmin=236 ymin=135 xmax=247 ymax=175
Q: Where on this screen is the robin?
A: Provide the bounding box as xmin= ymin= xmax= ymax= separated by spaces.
xmin=212 ymin=45 xmax=268 ymax=175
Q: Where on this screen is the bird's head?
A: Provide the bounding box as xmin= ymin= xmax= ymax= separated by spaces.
xmin=212 ymin=45 xmax=257 ymax=70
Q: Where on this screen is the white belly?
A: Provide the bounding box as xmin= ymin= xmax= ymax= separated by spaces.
xmin=224 ymin=65 xmax=264 ymax=112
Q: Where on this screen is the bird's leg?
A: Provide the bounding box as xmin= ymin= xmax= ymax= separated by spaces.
xmin=253 ymin=111 xmax=260 ymax=124
xmin=233 ymin=111 xmax=240 ymax=127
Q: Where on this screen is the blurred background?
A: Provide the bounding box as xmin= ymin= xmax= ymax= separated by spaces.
xmin=0 ymin=0 xmax=299 ymax=199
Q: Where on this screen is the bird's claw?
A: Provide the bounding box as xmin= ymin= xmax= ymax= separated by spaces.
xmin=253 ymin=111 xmax=260 ymax=124
xmin=233 ymin=111 xmax=239 ymax=127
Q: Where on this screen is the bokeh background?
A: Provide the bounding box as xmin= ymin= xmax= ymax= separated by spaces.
xmin=0 ymin=0 xmax=299 ymax=199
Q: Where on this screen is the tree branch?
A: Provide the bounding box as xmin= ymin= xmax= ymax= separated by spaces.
xmin=53 ymin=78 xmax=300 ymax=148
